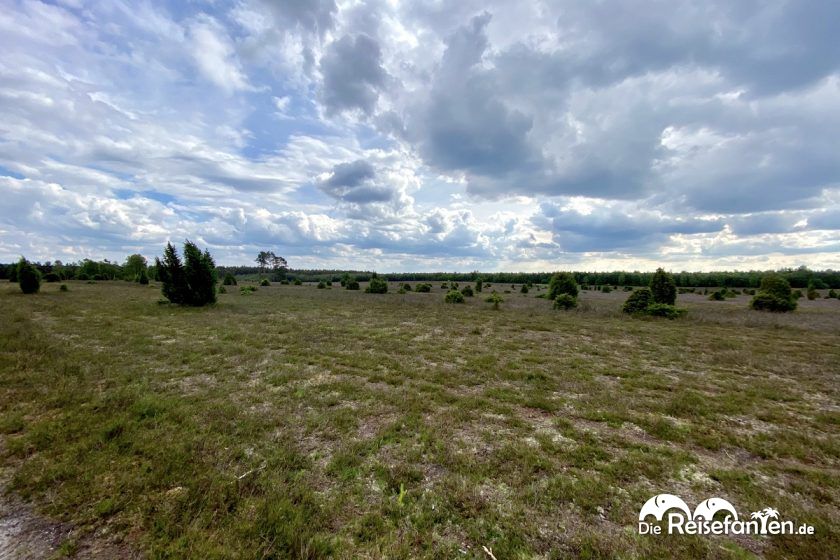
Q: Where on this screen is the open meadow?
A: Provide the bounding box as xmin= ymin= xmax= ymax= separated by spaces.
xmin=1 ymin=281 xmax=839 ymax=559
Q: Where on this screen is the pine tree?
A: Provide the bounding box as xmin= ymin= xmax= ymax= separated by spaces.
xmin=649 ymin=268 xmax=676 ymax=305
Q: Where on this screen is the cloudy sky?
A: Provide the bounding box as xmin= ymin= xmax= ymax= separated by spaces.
xmin=1 ymin=0 xmax=839 ymax=271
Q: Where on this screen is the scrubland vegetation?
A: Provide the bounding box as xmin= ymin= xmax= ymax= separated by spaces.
xmin=1 ymin=262 xmax=839 ymax=559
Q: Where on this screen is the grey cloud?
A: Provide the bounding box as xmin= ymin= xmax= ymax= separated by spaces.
xmin=320 ymin=34 xmax=388 ymax=115
xmin=318 ymin=160 xmax=393 ymax=204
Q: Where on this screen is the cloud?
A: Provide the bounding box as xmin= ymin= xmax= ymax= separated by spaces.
xmin=320 ymin=33 xmax=388 ymax=115
xmin=188 ymin=16 xmax=251 ymax=93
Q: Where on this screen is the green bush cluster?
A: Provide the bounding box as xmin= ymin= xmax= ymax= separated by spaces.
xmin=750 ymin=274 xmax=797 ymax=312
xmin=415 ymin=283 xmax=432 ymax=292
xmin=240 ymin=285 xmax=257 ymax=295
xmin=17 ymin=257 xmax=41 ymax=294
xmin=622 ymin=269 xmax=685 ymax=319
xmin=346 ymin=280 xmax=360 ymax=290
xmin=223 ymin=273 xmax=238 ymax=286
xmin=548 ymin=272 xmax=578 ymax=300
xmin=460 ymin=285 xmax=474 ymax=297
xmin=365 ymin=275 xmax=388 ymax=294
xmin=155 ymin=241 xmax=217 ymax=306
xmin=444 ymin=290 xmax=465 ymax=303
xmin=553 ymin=294 xmax=577 ymax=310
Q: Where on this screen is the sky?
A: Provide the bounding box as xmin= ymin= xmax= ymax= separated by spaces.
xmin=1 ymin=0 xmax=839 ymax=272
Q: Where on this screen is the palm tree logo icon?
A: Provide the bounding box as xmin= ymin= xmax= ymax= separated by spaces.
xmin=750 ymin=507 xmax=779 ymax=533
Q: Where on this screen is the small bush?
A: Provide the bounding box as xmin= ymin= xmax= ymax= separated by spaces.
xmin=17 ymin=257 xmax=41 ymax=294
xmin=415 ymin=283 xmax=431 ymax=293
xmin=260 ymin=278 xmax=271 ymax=287
xmin=59 ymin=284 xmax=68 ymax=292
xmin=486 ymin=292 xmax=503 ymax=309
xmin=806 ymin=282 xmax=818 ymax=300
xmin=326 ymin=280 xmax=333 ymax=286
xmin=792 ymin=289 xmax=803 ymax=299
xmin=402 ymin=283 xmax=412 ymax=292
xmin=43 ymin=272 xmax=60 ymax=282
xmin=137 ymin=269 xmax=150 ymax=285
xmin=645 ymin=303 xmax=686 ymax=319
xmin=601 ymin=285 xmax=612 ymax=293
xmin=365 ymin=275 xmax=388 ymax=294
xmin=520 ymin=285 xmax=529 ymax=294
xmin=554 ymin=294 xmax=577 ymax=310
xmin=218 ymin=285 xmax=227 ymax=294
xmin=445 ymin=290 xmax=465 ymax=303
xmin=750 ymin=274 xmax=797 ymax=312
xmin=317 ymin=281 xmax=326 ymax=289
xmin=708 ymin=290 xmax=725 ymax=301
xmin=240 ymin=285 xmax=257 ymax=295
xmin=346 ymin=280 xmax=360 ymax=290
xmin=294 ymin=279 xmax=302 ymax=286
xmin=548 ymin=272 xmax=578 ymax=300
xmin=398 ymin=288 xmax=406 ymax=294
xmin=623 ymin=288 xmax=654 ymax=314
xmin=223 ymin=273 xmax=237 ymax=286
xmin=829 ymin=289 xmax=838 ymax=299
xmin=475 ymin=280 xmax=483 ymax=293
xmin=461 ymin=285 xmax=474 ymax=297
xmin=650 ymin=268 xmax=677 ymax=305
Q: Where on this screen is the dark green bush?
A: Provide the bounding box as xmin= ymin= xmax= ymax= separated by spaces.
xmin=346 ymin=280 xmax=360 ymax=290
xmin=59 ymin=284 xmax=68 ymax=292
xmin=829 ymin=289 xmax=838 ymax=299
xmin=402 ymin=283 xmax=412 ymax=292
xmin=260 ymin=278 xmax=271 ymax=287
xmin=806 ymin=282 xmax=818 ymax=300
xmin=223 ymin=273 xmax=237 ymax=286
xmin=601 ymin=285 xmax=612 ymax=293
xmin=553 ymin=294 xmax=577 ymax=310
xmin=415 ymin=283 xmax=431 ymax=293
xmin=137 ymin=269 xmax=150 ymax=285
xmin=17 ymin=257 xmax=40 ymax=294
xmin=750 ymin=274 xmax=796 ymax=312
xmin=622 ymin=288 xmax=654 ymax=314
xmin=293 ymin=279 xmax=302 ymax=285
xmin=548 ymin=272 xmax=578 ymax=300
xmin=645 ymin=303 xmax=686 ymax=319
xmin=155 ymin=241 xmax=217 ymax=306
xmin=365 ymin=275 xmax=388 ymax=294
xmin=218 ymin=285 xmax=227 ymax=294
xmin=461 ymin=285 xmax=474 ymax=297
xmin=650 ymin=268 xmax=676 ymax=305
xmin=520 ymin=285 xmax=529 ymax=294
xmin=445 ymin=290 xmax=465 ymax=303
xmin=475 ymin=280 xmax=483 ymax=293
xmin=240 ymin=285 xmax=257 ymax=295
xmin=43 ymin=272 xmax=60 ymax=282
xmin=708 ymin=290 xmax=725 ymax=301
xmin=317 ymin=281 xmax=326 ymax=289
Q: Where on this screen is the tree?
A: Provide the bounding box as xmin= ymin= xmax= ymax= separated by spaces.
xmin=475 ymin=279 xmax=483 ymax=293
xmin=649 ymin=268 xmax=676 ymax=305
xmin=124 ymin=254 xmax=148 ymax=281
xmin=17 ymin=257 xmax=41 ymax=294
xmin=255 ymin=251 xmax=271 ymax=272
xmin=806 ymin=281 xmax=818 ymax=301
xmin=156 ymin=241 xmax=217 ymax=306
xmin=365 ymin=274 xmax=388 ymax=294
xmin=622 ymin=288 xmax=654 ymax=314
xmin=750 ymin=274 xmax=796 ymax=312
xmin=548 ymin=272 xmax=578 ymax=300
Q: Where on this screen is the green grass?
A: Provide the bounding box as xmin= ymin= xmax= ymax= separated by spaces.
xmin=1 ymin=281 xmax=838 ymax=558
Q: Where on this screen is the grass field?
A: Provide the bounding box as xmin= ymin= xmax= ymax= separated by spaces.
xmin=1 ymin=280 xmax=838 ymax=559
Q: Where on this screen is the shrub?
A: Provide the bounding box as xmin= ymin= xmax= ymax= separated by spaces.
xmin=415 ymin=283 xmax=431 ymax=293
xmin=520 ymin=285 xmax=529 ymax=294
xmin=445 ymin=290 xmax=465 ymax=303
xmin=365 ymin=275 xmax=388 ymax=294
xmin=829 ymin=289 xmax=838 ymax=299
xmin=601 ymin=285 xmax=612 ymax=293
xmin=293 ymin=279 xmax=302 ymax=285
xmin=806 ymin=282 xmax=818 ymax=300
xmin=137 ymin=269 xmax=150 ymax=285
xmin=548 ymin=272 xmax=578 ymax=300
xmin=650 ymin=268 xmax=676 ymax=305
xmin=218 ymin=285 xmax=227 ymax=294
xmin=260 ymin=278 xmax=271 ymax=287
xmin=17 ymin=257 xmax=41 ymax=294
xmin=240 ymin=285 xmax=257 ymax=295
xmin=645 ymin=303 xmax=686 ymax=319
xmin=398 ymin=288 xmax=406 ymax=294
xmin=43 ymin=272 xmax=60 ymax=282
xmin=475 ymin=279 xmax=483 ymax=293
xmin=59 ymin=284 xmax=68 ymax=292
xmin=708 ymin=290 xmax=725 ymax=301
xmin=750 ymin=274 xmax=796 ymax=312
xmin=402 ymin=283 xmax=412 ymax=292
xmin=486 ymin=292 xmax=503 ymax=309
xmin=155 ymin=241 xmax=217 ymax=306
xmin=326 ymin=280 xmax=333 ymax=286
xmin=440 ymin=284 xmax=448 ymax=290
xmin=461 ymin=285 xmax=474 ymax=297
xmin=624 ymin=286 xmax=633 ymax=291
xmin=346 ymin=280 xmax=360 ymax=290
xmin=622 ymin=288 xmax=654 ymax=314
xmin=553 ymin=294 xmax=577 ymax=310
xmin=792 ymin=289 xmax=803 ymax=299
xmin=317 ymin=281 xmax=326 ymax=289
xmin=223 ymin=273 xmax=237 ymax=286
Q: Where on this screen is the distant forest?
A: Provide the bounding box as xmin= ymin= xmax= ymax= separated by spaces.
xmin=3 ymin=260 xmax=839 ymax=289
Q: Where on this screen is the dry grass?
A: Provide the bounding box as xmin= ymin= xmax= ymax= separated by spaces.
xmin=1 ymin=280 xmax=838 ymax=559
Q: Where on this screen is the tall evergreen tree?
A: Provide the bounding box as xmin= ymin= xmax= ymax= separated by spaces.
xmin=649 ymin=268 xmax=677 ymax=305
